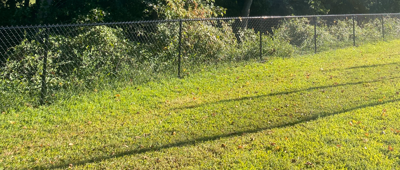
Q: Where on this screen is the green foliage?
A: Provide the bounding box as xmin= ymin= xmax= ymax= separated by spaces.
xmin=227 ymin=28 xmax=294 ymax=60
xmin=141 ymin=0 xmax=294 ymax=64
xmin=181 ymin=20 xmax=238 ymax=61
xmin=383 ymin=17 xmax=400 ymax=40
xmin=273 ymin=18 xmax=316 ymax=49
xmin=263 ymin=35 xmax=294 ymax=58
xmin=271 ymin=16 xmax=400 ymax=52
xmin=74 ymin=8 xmax=109 ymax=24
xmin=130 ymin=22 xmax=179 ymax=72
xmin=328 ymin=18 xmax=353 ymax=42
xmin=2 ymin=0 xmax=400 ymax=27
xmin=1 ymin=26 xmax=134 ymax=94
xmin=0 ymin=0 xmax=155 ymax=26
xmin=2 ymin=14 xmax=400 ymax=112
xmin=273 ymin=17 xmax=336 ymax=51
xmin=147 ymin=0 xmax=226 ymax=19
xmin=140 ymin=0 xmax=258 ymax=66
xmin=357 ymin=18 xmax=383 ymax=42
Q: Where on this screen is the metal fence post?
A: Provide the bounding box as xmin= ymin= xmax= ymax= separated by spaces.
xmin=353 ymin=16 xmax=356 ymax=46
xmin=381 ymin=15 xmax=385 ymax=41
xmin=40 ymin=26 xmax=48 ymax=105
xmin=314 ymin=16 xmax=317 ymax=54
xmin=178 ymin=20 xmax=182 ymax=78
xmin=260 ymin=30 xmax=262 ymax=60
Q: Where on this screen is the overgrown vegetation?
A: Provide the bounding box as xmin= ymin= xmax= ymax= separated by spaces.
xmin=1 ymin=15 xmax=399 ymax=112
xmin=1 ymin=40 xmax=400 ymax=169
xmin=2 ymin=1 xmax=400 ymax=169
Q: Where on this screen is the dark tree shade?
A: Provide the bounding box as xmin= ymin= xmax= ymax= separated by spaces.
xmin=1 ymin=0 xmax=400 ymax=26
xmin=0 ymin=0 xmax=154 ymax=26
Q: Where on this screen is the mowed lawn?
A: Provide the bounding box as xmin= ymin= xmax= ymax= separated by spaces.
xmin=2 ymin=40 xmax=400 ymax=169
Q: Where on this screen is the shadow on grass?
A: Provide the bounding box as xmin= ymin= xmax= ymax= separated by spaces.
xmin=32 ymin=77 xmax=400 ymax=169
xmin=386 ymin=52 xmax=400 ymax=57
xmin=322 ymin=61 xmax=400 ymax=73
xmin=345 ymin=62 xmax=400 ymax=70
xmin=28 ymin=53 xmax=400 ymax=168
xmin=171 ymin=76 xmax=400 ymax=111
xmin=36 ymin=97 xmax=400 ymax=169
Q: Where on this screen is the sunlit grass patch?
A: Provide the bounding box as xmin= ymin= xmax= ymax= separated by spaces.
xmin=2 ymin=40 xmax=400 ymax=169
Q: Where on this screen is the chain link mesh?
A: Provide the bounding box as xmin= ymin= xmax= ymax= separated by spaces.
xmin=1 ymin=13 xmax=400 ymax=112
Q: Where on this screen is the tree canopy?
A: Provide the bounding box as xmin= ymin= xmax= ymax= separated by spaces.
xmin=1 ymin=0 xmax=399 ymax=26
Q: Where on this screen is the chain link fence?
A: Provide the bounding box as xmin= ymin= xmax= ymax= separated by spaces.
xmin=1 ymin=13 xmax=400 ymax=112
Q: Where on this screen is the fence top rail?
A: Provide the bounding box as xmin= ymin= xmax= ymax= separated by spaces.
xmin=1 ymin=13 xmax=399 ymax=30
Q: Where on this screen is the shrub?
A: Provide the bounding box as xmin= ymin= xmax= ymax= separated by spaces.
xmin=1 ymin=26 xmax=134 ymax=94
xmin=272 ymin=17 xmax=337 ymax=52
xmin=329 ymin=18 xmax=354 ymax=42
xmin=383 ymin=17 xmax=400 ymax=40
xmin=273 ymin=18 xmax=315 ymax=49
xmin=357 ymin=17 xmax=383 ymax=42
xmin=263 ymin=35 xmax=295 ymax=58
xmin=3 ymin=12 xmax=400 ymax=111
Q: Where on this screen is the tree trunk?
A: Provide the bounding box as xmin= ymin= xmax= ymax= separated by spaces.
xmin=38 ymin=0 xmax=52 ymax=22
xmin=234 ymin=0 xmax=253 ymax=44
xmin=24 ymin=0 xmax=30 ymax=7
xmin=241 ymin=0 xmax=253 ymax=29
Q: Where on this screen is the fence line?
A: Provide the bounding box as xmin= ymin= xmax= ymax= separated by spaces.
xmin=1 ymin=13 xmax=399 ymax=30
xmin=1 ymin=13 xmax=400 ymax=111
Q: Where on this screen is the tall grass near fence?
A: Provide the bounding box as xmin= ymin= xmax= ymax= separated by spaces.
xmin=1 ymin=14 xmax=400 ymax=112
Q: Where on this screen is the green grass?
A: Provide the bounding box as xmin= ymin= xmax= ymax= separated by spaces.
xmin=2 ymin=40 xmax=400 ymax=169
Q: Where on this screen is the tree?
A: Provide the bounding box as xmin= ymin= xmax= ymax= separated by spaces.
xmin=0 ymin=0 xmax=156 ymax=26
xmin=24 ymin=0 xmax=29 ymax=8
xmin=241 ymin=0 xmax=253 ymax=29
xmin=241 ymin=0 xmax=253 ymax=17
xmin=2 ymin=0 xmax=400 ymax=26
xmin=38 ymin=0 xmax=53 ymax=21
xmin=213 ymin=0 xmax=254 ymax=42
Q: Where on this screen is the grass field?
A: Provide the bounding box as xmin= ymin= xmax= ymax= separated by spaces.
xmin=2 ymin=40 xmax=400 ymax=169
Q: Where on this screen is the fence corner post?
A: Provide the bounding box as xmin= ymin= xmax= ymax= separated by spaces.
xmin=178 ymin=19 xmax=182 ymax=79
xmin=314 ymin=16 xmax=317 ymax=54
xmin=40 ymin=26 xmax=48 ymax=105
xmin=260 ymin=30 xmax=262 ymax=60
xmin=353 ymin=15 xmax=356 ymax=46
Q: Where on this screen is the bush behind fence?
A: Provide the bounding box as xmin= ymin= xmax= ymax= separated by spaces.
xmin=1 ymin=13 xmax=400 ymax=112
